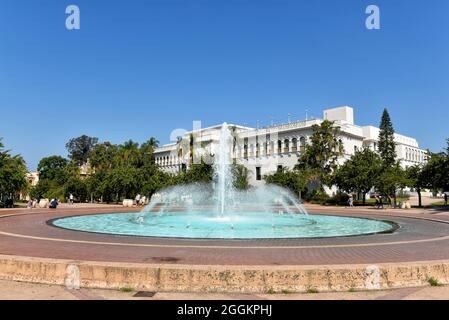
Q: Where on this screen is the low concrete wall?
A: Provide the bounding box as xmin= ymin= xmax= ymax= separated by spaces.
xmin=0 ymin=254 xmax=448 ymax=293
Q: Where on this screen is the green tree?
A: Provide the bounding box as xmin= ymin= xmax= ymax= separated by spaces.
xmin=119 ymin=140 xmax=141 ymax=167
xmin=64 ymin=176 xmax=88 ymax=202
xmin=37 ymin=156 xmax=68 ymax=182
xmin=424 ymin=140 xmax=449 ymax=193
xmin=140 ymin=137 xmax=160 ymax=165
xmin=106 ymin=166 xmax=141 ymax=201
xmin=66 ymin=135 xmax=98 ymax=165
xmin=333 ymin=148 xmax=382 ymax=205
xmin=295 ymin=120 xmax=344 ymax=186
xmin=264 ymin=168 xmax=311 ymax=198
xmin=378 ymin=109 xmax=397 ymax=167
xmin=174 ymin=162 xmax=213 ymax=184
xmin=374 ymin=162 xmax=408 ymax=207
xmin=405 ymin=164 xmax=431 ymax=208
xmin=232 ymin=164 xmax=250 ymax=190
xmin=89 ymin=142 xmax=119 ymax=172
xmin=0 ymin=139 xmax=28 ymax=202
xmin=141 ymin=165 xmax=172 ymax=199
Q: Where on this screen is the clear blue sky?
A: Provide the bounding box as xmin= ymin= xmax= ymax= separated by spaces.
xmin=1 ymin=0 xmax=448 ymax=170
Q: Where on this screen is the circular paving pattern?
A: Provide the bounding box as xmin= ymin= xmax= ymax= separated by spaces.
xmin=1 ymin=207 xmax=449 ymax=266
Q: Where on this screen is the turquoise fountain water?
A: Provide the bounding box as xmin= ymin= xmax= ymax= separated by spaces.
xmin=53 ymin=123 xmax=394 ymax=239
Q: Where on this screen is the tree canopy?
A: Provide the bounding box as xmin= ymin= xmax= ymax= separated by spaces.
xmin=378 ymin=108 xmax=397 ymax=167
xmin=0 ymin=138 xmax=28 ymax=199
xmin=332 ymin=148 xmax=382 ymax=204
xmin=66 ymin=135 xmax=99 ymax=165
xmin=295 ymin=120 xmax=344 ymax=186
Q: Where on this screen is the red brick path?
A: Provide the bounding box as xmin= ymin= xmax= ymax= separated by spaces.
xmin=1 ymin=206 xmax=449 ymax=266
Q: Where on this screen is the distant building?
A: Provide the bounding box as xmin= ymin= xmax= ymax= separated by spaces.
xmin=20 ymin=171 xmax=39 ymax=201
xmin=153 ymin=106 xmax=428 ymax=189
xmin=26 ymin=171 xmax=39 ymax=187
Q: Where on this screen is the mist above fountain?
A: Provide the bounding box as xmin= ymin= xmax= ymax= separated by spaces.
xmin=141 ymin=123 xmax=308 ymax=217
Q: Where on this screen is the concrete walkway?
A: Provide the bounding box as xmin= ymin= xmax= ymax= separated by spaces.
xmin=0 ymin=280 xmax=447 ymax=300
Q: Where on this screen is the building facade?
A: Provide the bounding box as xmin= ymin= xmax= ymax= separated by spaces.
xmin=153 ymin=106 xmax=428 ymax=188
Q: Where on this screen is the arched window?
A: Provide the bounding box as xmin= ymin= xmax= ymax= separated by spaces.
xmin=292 ymin=138 xmax=298 ymax=152
xmin=277 ymin=140 xmax=282 ymax=154
xmin=299 ymin=137 xmax=306 ymax=152
xmin=256 ymin=143 xmax=260 ymax=158
xmin=284 ymin=139 xmax=289 ymax=153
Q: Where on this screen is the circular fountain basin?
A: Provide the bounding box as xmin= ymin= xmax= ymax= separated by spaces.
xmin=51 ymin=212 xmax=395 ymax=239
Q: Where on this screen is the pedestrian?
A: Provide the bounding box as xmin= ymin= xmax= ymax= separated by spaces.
xmin=379 ymin=196 xmax=384 ymax=209
xmin=135 ymin=194 xmax=141 ymax=207
xmin=347 ymin=195 xmax=354 ymax=208
xmin=69 ymin=193 xmax=74 ymax=205
xmin=27 ymin=199 xmax=33 ymax=209
xmin=49 ymin=198 xmax=59 ymax=209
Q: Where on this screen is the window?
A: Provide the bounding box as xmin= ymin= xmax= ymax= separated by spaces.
xmin=284 ymin=139 xmax=289 ymax=153
xmin=292 ymin=138 xmax=298 ymax=152
xmin=256 ymin=167 xmax=262 ymax=181
xmin=277 ymin=140 xmax=282 ymax=154
xmin=299 ymin=137 xmax=306 ymax=152
xmin=277 ymin=165 xmax=283 ymax=172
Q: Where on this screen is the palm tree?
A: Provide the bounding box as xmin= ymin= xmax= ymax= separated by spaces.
xmin=120 ymin=140 xmax=140 ymax=167
xmin=140 ymin=137 xmax=160 ymax=165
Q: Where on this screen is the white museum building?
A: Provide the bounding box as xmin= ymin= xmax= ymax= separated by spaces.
xmin=153 ymin=106 xmax=428 ymax=188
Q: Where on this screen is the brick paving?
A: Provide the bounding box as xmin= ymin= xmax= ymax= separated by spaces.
xmin=1 ymin=205 xmax=449 ymax=266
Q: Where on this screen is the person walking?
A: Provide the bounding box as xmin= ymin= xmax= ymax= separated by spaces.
xmin=69 ymin=194 xmax=74 ymax=205
xmin=347 ymin=195 xmax=354 ymax=208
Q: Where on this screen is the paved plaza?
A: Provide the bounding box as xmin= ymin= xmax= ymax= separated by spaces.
xmin=0 ymin=202 xmax=448 ymax=297
xmin=1 ymin=204 xmax=449 ymax=266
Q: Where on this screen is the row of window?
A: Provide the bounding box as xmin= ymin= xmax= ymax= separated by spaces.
xmin=155 ymin=138 xmax=309 ymax=166
xmin=405 ymin=147 xmax=426 ymax=163
xmin=238 ymin=138 xmax=307 ymax=159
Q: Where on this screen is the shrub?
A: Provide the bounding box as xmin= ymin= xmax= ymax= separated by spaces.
xmin=327 ymin=191 xmax=349 ymax=206
xmin=427 ymin=277 xmax=442 ymax=287
xmin=267 ymin=288 xmax=275 ymax=294
xmin=304 ymin=190 xmax=330 ymax=205
xmin=306 ymin=288 xmax=319 ymax=294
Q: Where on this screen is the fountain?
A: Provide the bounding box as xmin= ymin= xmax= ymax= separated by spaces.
xmin=53 ymin=123 xmax=395 ymax=239
xmin=139 ymin=122 xmax=309 ymax=219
